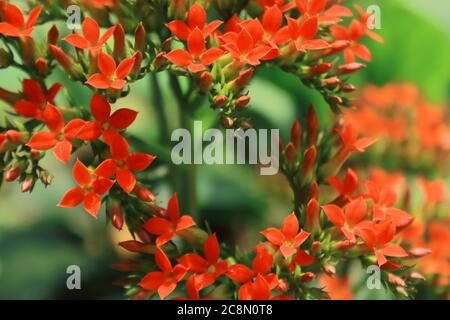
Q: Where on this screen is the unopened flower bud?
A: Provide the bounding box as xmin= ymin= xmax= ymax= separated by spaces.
xmin=300 ymin=272 xmax=315 ymax=282
xmin=340 ymin=83 xmax=356 ymax=93
xmin=133 ymin=184 xmax=156 ymax=202
xmin=305 ymin=198 xmax=321 ymax=233
xmin=47 ymin=25 xmax=59 ymax=46
xmin=130 ymin=51 xmax=143 ymax=78
xmin=162 ymin=37 xmax=173 ymax=52
xmin=5 ymin=165 xmax=21 ymax=182
xmin=39 ymin=170 xmax=53 ymax=186
xmin=235 ymin=95 xmax=250 ymax=108
xmin=300 ymin=145 xmax=317 ymax=177
xmin=6 ymin=130 xmax=27 ymax=144
xmin=410 ymin=272 xmax=425 ymax=281
xmin=388 ymin=274 xmax=406 ymax=287
xmin=409 ymin=248 xmax=431 ymax=257
xmin=222 ymin=116 xmax=234 ymax=128
xmin=134 ymin=23 xmax=146 ymax=52
xmin=30 ymin=149 xmax=41 ymax=161
xmin=306 ymin=63 xmax=332 ymax=76
xmin=49 ymin=45 xmax=77 ymax=78
xmin=324 ymin=264 xmax=336 ymax=275
xmin=214 ymin=95 xmax=228 ymax=108
xmin=152 ymin=52 xmax=167 ymax=70
xmin=284 ymin=142 xmax=296 ymax=164
xmin=113 ymin=24 xmax=126 ymax=60
xmin=168 ymin=0 xmax=187 ymax=19
xmin=119 ymin=240 xmax=155 ymax=254
xmin=108 ymin=200 xmax=124 ymax=230
xmin=35 ymin=58 xmax=48 ymax=75
xmin=337 ymin=63 xmax=365 ymax=75
xmin=21 ymin=176 xmax=35 ymax=193
xmin=290 ymin=119 xmax=302 ymax=150
xmin=309 ymin=181 xmax=319 ymax=199
xmin=306 ymin=106 xmax=318 ymax=146
xmin=200 ymin=71 xmax=212 ymax=90
xmin=322 ymin=77 xmax=340 ymax=88
xmin=231 ymin=68 xmax=253 ymax=90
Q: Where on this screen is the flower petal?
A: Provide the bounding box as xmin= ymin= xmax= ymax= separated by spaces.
xmin=116 ymin=168 xmax=136 ymax=193
xmin=109 ymin=108 xmax=138 ymax=129
xmin=73 ymin=159 xmax=92 ymax=186
xmin=127 ymin=153 xmax=155 ymax=171
xmin=58 ymin=187 xmax=84 ymax=208
xmin=90 ymin=93 xmax=111 ymax=122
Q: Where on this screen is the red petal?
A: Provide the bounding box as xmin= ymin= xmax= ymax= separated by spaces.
xmin=204 ymin=234 xmax=220 ymax=264
xmin=381 ymin=244 xmax=408 ymax=258
xmin=98 ymin=51 xmax=116 ymax=76
xmin=83 ymin=192 xmax=101 ymax=217
xmin=300 ymin=16 xmax=318 ymax=40
xmin=295 ymin=250 xmax=315 ymax=266
xmin=82 ymin=17 xmax=100 ymax=44
xmin=237 ymin=27 xmax=254 ymax=54
xmin=26 ymin=5 xmax=42 ymax=29
xmin=54 ymin=140 xmax=72 ymax=163
xmin=201 ymin=48 xmax=224 ymax=65
xmin=280 ymin=244 xmax=297 ymax=259
xmin=94 ymin=159 xmax=117 ymax=179
xmin=46 ymin=83 xmax=62 ymax=104
xmin=127 ymin=153 xmax=155 ymax=171
xmin=77 ymin=121 xmax=102 ymax=141
xmin=139 ymin=271 xmax=166 ymax=290
xmin=281 ymin=212 xmax=299 ymax=239
xmin=116 ymin=168 xmax=136 ymax=193
xmin=110 ymin=135 xmax=129 ymax=160
xmin=115 ymin=57 xmax=135 ymax=79
xmin=178 ymin=253 xmax=208 ymax=273
xmin=156 ymin=231 xmax=176 ymax=247
xmin=166 ymin=20 xmax=190 ymax=40
xmin=64 ymin=119 xmax=86 ymax=139
xmin=92 ymin=177 xmax=114 ymax=195
xmin=377 ymin=219 xmax=396 ymax=244
xmin=227 ymin=264 xmax=253 ymax=283
xmin=73 ymin=159 xmax=92 ymax=186
xmin=58 ymin=187 xmax=84 ymax=208
xmin=175 ymin=215 xmax=196 ymax=231
xmin=187 ymin=3 xmax=206 ymax=29
xmin=345 ymin=198 xmax=367 ymax=226
xmin=158 ymin=280 xmax=177 ymax=300
xmin=0 ymin=23 xmax=20 ymax=37
xmin=261 ymin=228 xmax=284 ymax=246
xmin=14 ymin=100 xmax=39 ymax=118
xmin=27 ymin=131 xmax=56 ymax=150
xmin=293 ymin=230 xmax=310 ymax=248
xmin=167 ymin=193 xmax=180 ymax=222
xmin=165 ymin=49 xmax=192 ymax=67
xmin=86 ymin=74 xmax=111 ymax=89
xmin=187 ymin=27 xmax=205 ymax=57
xmin=109 ymin=108 xmax=138 ymax=129
xmin=322 ymin=204 xmax=345 ymax=227
xmin=98 ymin=26 xmax=116 ymax=45
xmin=155 ymin=248 xmax=172 ymax=272
xmin=43 ymin=104 xmax=64 ymax=132
xmin=352 ymin=44 xmax=371 ymax=62
xmin=252 ymin=247 xmax=273 ymax=274
xmin=3 ymin=3 xmax=24 ymax=29
xmin=144 ymin=217 xmax=172 ymax=235
xmin=90 ymin=93 xmax=111 ymax=122
xmin=64 ymin=33 xmax=90 ymax=49
xmin=23 ymin=79 xmax=45 ymax=103
xmin=263 ymin=5 xmax=282 ymax=34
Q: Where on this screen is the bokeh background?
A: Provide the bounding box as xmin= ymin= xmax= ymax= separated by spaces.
xmin=0 ymin=0 xmax=449 ymax=299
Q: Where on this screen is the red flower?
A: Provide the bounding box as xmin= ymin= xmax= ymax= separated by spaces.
xmin=77 ymin=93 xmax=137 ymax=144
xmin=330 ymin=20 xmax=371 ymax=62
xmin=86 ymin=52 xmax=135 ymax=90
xmin=0 ymin=3 xmax=42 ymax=37
xmin=94 ymin=135 xmax=155 ymax=193
xmin=357 ymin=219 xmax=409 ymax=266
xmin=365 ymin=180 xmax=413 ymax=229
xmin=275 ymin=16 xmax=329 ymax=52
xmin=143 ymin=193 xmax=196 ymax=247
xmin=178 ymin=234 xmax=228 ymax=290
xmin=58 ymin=160 xmax=114 ymax=217
xmin=295 ymin=0 xmax=352 ymax=23
xmin=139 ymin=248 xmax=187 ymax=299
xmin=14 ymin=79 xmax=62 ymax=120
xmin=27 ymin=105 xmax=85 ymax=163
xmin=261 ymin=212 xmax=310 ymax=259
xmin=326 ymin=168 xmax=359 ymax=201
xmin=165 ymin=27 xmax=224 ymax=73
xmin=322 ymin=198 xmax=369 ymax=244
xmin=354 ymin=4 xmax=384 ymax=43
xmin=221 ymin=27 xmax=272 ymax=66
xmin=166 ymin=3 xmax=222 ymax=41
xmin=64 ymin=17 xmax=115 ymax=51
xmin=0 ymin=133 xmax=5 ymax=150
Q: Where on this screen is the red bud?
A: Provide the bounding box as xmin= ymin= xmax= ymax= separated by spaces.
xmin=200 ymin=71 xmax=212 ymax=90
xmin=21 ymin=176 xmax=35 ymax=193
xmin=306 ymin=106 xmax=318 ymax=146
xmin=222 ymin=116 xmax=234 ymax=128
xmin=214 ymin=95 xmax=228 ymax=108
xmin=290 ymin=119 xmax=302 ymax=150
xmin=284 ymin=142 xmax=296 ymax=164
xmin=47 ymin=24 xmax=59 ymax=45
xmin=134 ymin=23 xmax=146 ymax=52
xmin=35 ymin=58 xmax=48 ymax=75
xmin=113 ymin=24 xmax=126 ymax=60
xmin=337 ymin=63 xmax=365 ymax=75
xmin=305 ymin=198 xmax=320 ymax=233
xmin=5 ymin=165 xmax=21 ymax=182
xmin=119 ymin=240 xmax=155 ymax=254
xmin=133 ymin=184 xmax=156 ymax=202
xmin=235 ymin=95 xmax=250 ymax=108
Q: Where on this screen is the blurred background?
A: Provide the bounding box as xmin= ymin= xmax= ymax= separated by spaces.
xmin=0 ymin=0 xmax=449 ymax=299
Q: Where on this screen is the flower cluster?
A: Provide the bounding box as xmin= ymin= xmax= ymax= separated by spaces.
xmin=0 ymin=1 xmax=433 ymax=300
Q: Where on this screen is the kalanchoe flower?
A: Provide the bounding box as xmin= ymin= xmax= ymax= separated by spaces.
xmin=166 ymin=3 xmax=222 ymax=41
xmin=165 ymin=27 xmax=224 ymax=73
xmin=58 ymin=160 xmax=114 ymax=217
xmin=261 ymin=212 xmax=310 ymax=259
xmin=94 ymin=135 xmax=155 ymax=193
xmin=0 ymin=3 xmax=42 ymax=37
xmin=322 ymin=198 xmax=370 ymax=245
xmin=139 ymin=248 xmax=187 ymax=299
xmin=275 ymin=16 xmax=329 ymax=52
xmin=295 ymin=0 xmax=353 ymax=23
xmin=77 ymin=93 xmax=137 ymax=144
xmin=330 ymin=20 xmax=372 ymax=63
xmin=326 ymin=168 xmax=359 ymax=203
xmin=357 ymin=219 xmax=409 ymax=266
xmin=14 ymin=79 xmax=62 ymax=120
xmin=86 ymin=52 xmax=136 ymax=90
xmin=64 ymin=17 xmax=115 ymax=51
xmin=143 ymin=193 xmax=196 ymax=247
xmin=27 ymin=105 xmax=85 ymax=163
xmin=178 ymin=234 xmax=228 ymax=290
